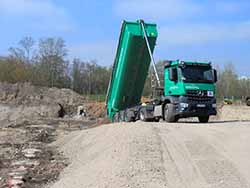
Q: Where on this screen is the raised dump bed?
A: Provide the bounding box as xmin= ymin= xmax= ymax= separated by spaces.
xmin=106 ymin=20 xmax=158 ymax=120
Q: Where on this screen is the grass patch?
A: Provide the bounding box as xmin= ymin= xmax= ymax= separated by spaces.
xmin=86 ymin=95 xmax=106 ymax=102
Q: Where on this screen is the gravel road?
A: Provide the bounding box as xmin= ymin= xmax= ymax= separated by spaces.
xmin=50 ymin=121 xmax=250 ymax=188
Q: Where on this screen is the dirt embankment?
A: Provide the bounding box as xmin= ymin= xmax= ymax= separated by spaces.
xmin=50 ymin=122 xmax=250 ymax=188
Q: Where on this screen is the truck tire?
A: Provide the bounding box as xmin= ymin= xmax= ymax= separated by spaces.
xmin=139 ymin=110 xmax=147 ymax=122
xmin=124 ymin=111 xmax=132 ymax=122
xmin=118 ymin=112 xmax=123 ymax=122
xmin=164 ymin=104 xmax=177 ymax=123
xmin=154 ymin=117 xmax=160 ymax=122
xmin=246 ymin=98 xmax=250 ymax=106
xmin=113 ymin=113 xmax=119 ymax=123
xmin=198 ymin=116 xmax=209 ymax=123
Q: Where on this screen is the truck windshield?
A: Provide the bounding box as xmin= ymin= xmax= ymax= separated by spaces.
xmin=181 ymin=65 xmax=214 ymax=83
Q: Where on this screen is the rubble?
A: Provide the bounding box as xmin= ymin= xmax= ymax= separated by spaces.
xmin=22 ymin=149 xmax=42 ymax=159
xmin=0 ymin=116 xmax=100 ymax=188
xmin=0 ymin=82 xmax=108 ymax=188
xmin=0 ymin=119 xmax=70 ymax=188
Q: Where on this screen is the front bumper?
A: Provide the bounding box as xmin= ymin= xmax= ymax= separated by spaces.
xmin=174 ymin=96 xmax=217 ymax=118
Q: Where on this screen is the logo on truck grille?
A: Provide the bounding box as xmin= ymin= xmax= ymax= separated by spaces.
xmin=198 ymin=91 xmax=205 ymax=96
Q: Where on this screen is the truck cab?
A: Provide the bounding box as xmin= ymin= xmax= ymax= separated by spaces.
xmin=161 ymin=60 xmax=217 ymax=122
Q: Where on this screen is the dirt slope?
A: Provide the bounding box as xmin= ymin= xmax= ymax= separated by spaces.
xmin=50 ymin=121 xmax=250 ymax=188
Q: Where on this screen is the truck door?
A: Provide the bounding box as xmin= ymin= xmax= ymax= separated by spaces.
xmin=164 ymin=67 xmax=179 ymax=96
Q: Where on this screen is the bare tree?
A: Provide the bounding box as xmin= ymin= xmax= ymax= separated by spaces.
xmin=37 ymin=37 xmax=69 ymax=88
xmin=9 ymin=36 xmax=35 ymax=63
xmin=19 ymin=36 xmax=35 ymax=63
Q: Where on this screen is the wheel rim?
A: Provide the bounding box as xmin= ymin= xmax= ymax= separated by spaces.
xmin=164 ymin=105 xmax=169 ymax=119
xmin=140 ymin=111 xmax=145 ymax=120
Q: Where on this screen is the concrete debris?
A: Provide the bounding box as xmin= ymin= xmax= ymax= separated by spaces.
xmin=0 ymin=119 xmax=73 ymax=188
xmin=22 ymin=148 xmax=42 ymax=159
xmin=8 ymin=166 xmax=27 ymax=176
xmin=7 ymin=178 xmax=24 ymax=187
xmin=77 ymin=106 xmax=86 ymax=116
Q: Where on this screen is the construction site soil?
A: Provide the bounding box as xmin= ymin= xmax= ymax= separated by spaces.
xmin=50 ymin=121 xmax=250 ymax=188
xmin=0 ymin=83 xmax=106 ymax=188
xmin=1 ymin=83 xmax=250 ymax=188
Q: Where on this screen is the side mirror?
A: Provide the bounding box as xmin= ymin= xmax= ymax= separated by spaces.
xmin=213 ymin=69 xmax=218 ymax=83
xmin=169 ymin=68 xmax=178 ymax=82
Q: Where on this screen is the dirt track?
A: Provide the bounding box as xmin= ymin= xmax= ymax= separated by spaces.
xmin=50 ymin=121 xmax=250 ymax=188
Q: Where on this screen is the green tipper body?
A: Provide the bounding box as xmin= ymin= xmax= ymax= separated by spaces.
xmin=106 ymin=20 xmax=158 ymax=120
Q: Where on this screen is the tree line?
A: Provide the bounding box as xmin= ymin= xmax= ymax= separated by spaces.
xmin=0 ymin=37 xmax=111 ymax=95
xmin=216 ymin=63 xmax=250 ymax=100
xmin=0 ymin=37 xmax=249 ymax=99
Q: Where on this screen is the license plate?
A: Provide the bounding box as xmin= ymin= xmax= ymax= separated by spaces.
xmin=197 ymin=104 xmax=206 ymax=108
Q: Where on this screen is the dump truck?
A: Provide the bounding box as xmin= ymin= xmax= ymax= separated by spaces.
xmin=106 ymin=20 xmax=218 ymax=123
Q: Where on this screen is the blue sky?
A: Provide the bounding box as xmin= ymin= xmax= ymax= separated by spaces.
xmin=0 ymin=0 xmax=249 ymax=75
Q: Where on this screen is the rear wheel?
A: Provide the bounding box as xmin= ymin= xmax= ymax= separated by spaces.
xmin=118 ymin=112 xmax=123 ymax=122
xmin=124 ymin=111 xmax=132 ymax=122
xmin=198 ymin=116 xmax=209 ymax=123
xmin=164 ymin=104 xmax=177 ymax=123
xmin=113 ymin=113 xmax=119 ymax=123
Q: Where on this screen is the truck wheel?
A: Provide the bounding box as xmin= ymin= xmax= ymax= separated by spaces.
xmin=124 ymin=112 xmax=132 ymax=122
xmin=118 ymin=112 xmax=123 ymax=122
xmin=246 ymin=98 xmax=250 ymax=106
xmin=139 ymin=110 xmax=147 ymax=122
xmin=113 ymin=113 xmax=119 ymax=122
xmin=198 ymin=116 xmax=209 ymax=123
xmin=154 ymin=117 xmax=160 ymax=122
xmin=164 ymin=104 xmax=177 ymax=123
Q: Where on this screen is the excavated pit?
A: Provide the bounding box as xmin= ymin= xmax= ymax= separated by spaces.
xmin=0 ymin=83 xmax=107 ymax=188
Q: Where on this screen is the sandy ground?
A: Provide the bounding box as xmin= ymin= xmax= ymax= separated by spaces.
xmin=218 ymin=105 xmax=250 ymax=121
xmin=50 ymin=121 xmax=250 ymax=188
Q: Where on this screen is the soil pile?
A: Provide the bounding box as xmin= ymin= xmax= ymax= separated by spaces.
xmin=0 ymin=82 xmax=86 ymax=106
xmin=85 ymin=102 xmax=106 ymax=118
xmin=0 ymin=83 xmax=88 ymax=124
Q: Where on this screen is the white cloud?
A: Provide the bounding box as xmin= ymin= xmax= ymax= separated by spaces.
xmin=158 ymin=22 xmax=250 ymax=46
xmin=69 ymin=41 xmax=116 ymax=66
xmin=0 ymin=0 xmax=73 ymax=32
xmin=114 ymin=0 xmax=201 ymax=20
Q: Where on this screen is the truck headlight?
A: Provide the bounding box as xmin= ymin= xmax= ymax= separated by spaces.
xmin=212 ymin=103 xmax=217 ymax=108
xmin=207 ymin=91 xmax=214 ymax=97
xmin=180 ymin=103 xmax=189 ymax=108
